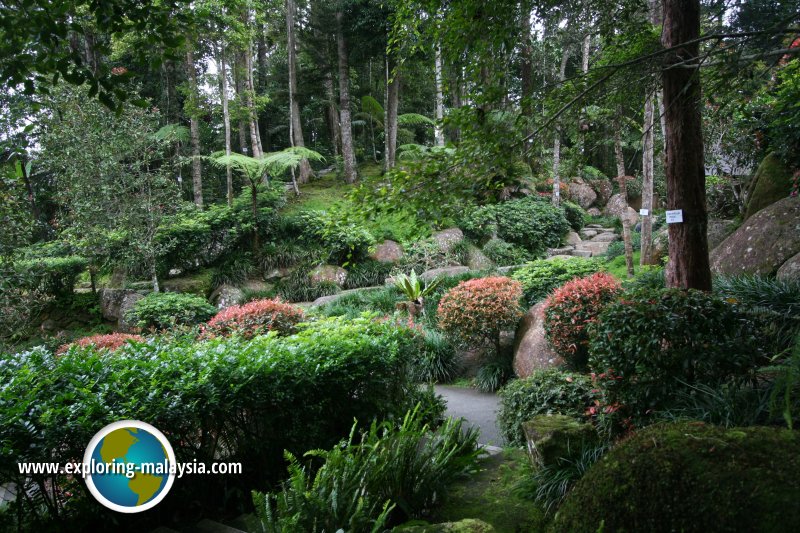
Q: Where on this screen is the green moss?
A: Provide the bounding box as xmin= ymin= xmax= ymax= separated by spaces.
xmin=394 ymin=519 xmax=496 ymax=532
xmin=161 ymin=268 xmax=214 ymax=296
xmin=430 ymin=450 xmax=546 ymax=533
xmin=522 ymin=415 xmax=597 ymax=468
xmin=551 ymin=422 xmax=800 ymax=532
xmin=745 ymin=153 xmax=792 ymax=219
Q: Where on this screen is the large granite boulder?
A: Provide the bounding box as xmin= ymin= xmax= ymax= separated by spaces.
xmin=567 ymin=178 xmax=598 ymax=209
xmin=466 ymin=246 xmax=494 ymax=270
xmin=592 ymin=179 xmax=613 ymax=206
xmin=99 ymin=289 xmax=145 ymax=331
xmin=513 ymin=303 xmax=563 ymax=378
xmin=209 ymin=284 xmax=245 ymax=310
xmin=370 ymin=240 xmax=404 ymax=263
xmin=604 ymin=193 xmax=628 ymax=218
xmin=309 ymin=264 xmax=349 ymax=287
xmin=419 ymin=265 xmax=470 ymax=283
xmin=777 ymin=251 xmax=800 ymax=280
xmin=706 ymin=219 xmax=737 ymax=250
xmin=432 ymin=228 xmax=464 ymax=253
xmin=711 ymin=196 xmax=800 ymax=276
xmin=744 ymin=153 xmax=793 ymax=220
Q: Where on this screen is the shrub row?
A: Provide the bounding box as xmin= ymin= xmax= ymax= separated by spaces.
xmin=0 ymin=316 xmax=420 ymax=528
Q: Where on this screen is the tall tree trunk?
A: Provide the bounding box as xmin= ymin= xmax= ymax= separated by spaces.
xmin=614 ymin=126 xmax=635 ymax=278
xmin=520 ymin=11 xmax=533 ymax=120
xmin=257 ymin=30 xmax=270 ymax=152
xmin=185 ymin=49 xmax=203 ymax=208
xmin=384 ymin=56 xmax=399 ymax=172
xmin=286 ymin=0 xmax=313 ymax=184
xmin=244 ymin=46 xmax=263 ymax=159
xmin=234 ymin=58 xmax=249 ymax=155
xmin=662 ymin=0 xmax=711 ymax=290
xmin=434 ymin=44 xmax=445 ymax=147
xmin=552 ymin=47 xmax=569 ymax=206
xmin=641 ymin=91 xmax=656 ymax=265
xmin=217 ymin=50 xmax=234 ymax=207
xmin=336 ymin=12 xmax=357 ymax=183
xmin=579 ymin=34 xmax=591 ymax=159
xmin=323 ymin=68 xmax=340 ymax=156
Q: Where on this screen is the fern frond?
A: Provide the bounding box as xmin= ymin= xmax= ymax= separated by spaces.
xmin=398 ymin=113 xmax=434 ymax=126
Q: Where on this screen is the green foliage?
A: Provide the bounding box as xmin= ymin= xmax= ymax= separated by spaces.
xmin=497 ymin=370 xmax=597 ymax=446
xmin=460 ymin=197 xmax=569 ymax=256
xmin=767 ymin=335 xmax=800 ymax=429
xmin=481 ymin=238 xmax=532 ymax=266
xmin=296 ymin=211 xmax=375 ymax=265
xmin=211 ymin=251 xmax=255 ymax=289
xmin=393 ymin=270 xmax=441 ymax=304
xmin=275 ymin=267 xmax=340 ymax=303
xmin=475 ymin=360 xmax=512 ymax=393
xmin=552 ymin=422 xmax=800 ymax=532
xmin=410 ymin=329 xmax=459 ymax=384
xmin=400 ymin=238 xmax=468 ymax=273
xmin=344 ymin=260 xmax=394 ymax=290
xmin=588 ymin=289 xmax=768 ymax=422
xmin=511 ymin=257 xmax=604 ymax=307
xmin=0 ymin=316 xmax=418 ymax=527
xmin=560 ymin=201 xmax=587 ymax=232
xmin=126 ymin=292 xmax=216 ymax=331
xmin=604 ymin=232 xmax=640 ymax=259
xmin=316 ymin=288 xmax=402 ymax=319
xmin=621 ymin=265 xmax=665 ymax=290
xmin=532 ymin=441 xmax=610 ymax=515
xmin=253 ymin=408 xmax=480 ymax=530
xmin=14 ymin=255 xmax=87 ymax=298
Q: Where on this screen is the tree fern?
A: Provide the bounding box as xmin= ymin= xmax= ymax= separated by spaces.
xmin=398 ymin=113 xmax=434 ymax=126
xmin=152 ymin=123 xmax=190 ymax=143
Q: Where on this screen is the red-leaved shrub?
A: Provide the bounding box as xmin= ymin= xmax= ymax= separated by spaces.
xmin=437 ymin=276 xmax=523 ymax=350
xmin=203 ymin=298 xmax=304 ymax=338
xmin=543 ymin=272 xmax=621 ymax=369
xmin=56 ymin=333 xmax=145 ymax=355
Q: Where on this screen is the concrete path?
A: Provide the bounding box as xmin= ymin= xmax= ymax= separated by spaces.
xmin=435 ymin=385 xmax=503 ymax=447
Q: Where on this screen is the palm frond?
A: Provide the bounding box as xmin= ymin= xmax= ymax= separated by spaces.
xmin=397 ymin=113 xmax=434 ymax=126
xmin=261 ymin=147 xmax=325 ymax=176
xmin=361 ymin=95 xmax=385 ymax=119
xmin=152 ymin=123 xmax=190 ymax=143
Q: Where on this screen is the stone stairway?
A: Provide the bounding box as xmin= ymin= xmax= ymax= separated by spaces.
xmin=547 ymin=224 xmax=620 ymax=259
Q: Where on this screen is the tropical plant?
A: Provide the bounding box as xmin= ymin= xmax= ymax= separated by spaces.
xmin=394 ymin=270 xmax=441 ymax=308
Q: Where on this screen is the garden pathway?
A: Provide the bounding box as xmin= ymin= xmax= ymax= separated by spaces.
xmin=435 ymin=385 xmax=503 ymax=447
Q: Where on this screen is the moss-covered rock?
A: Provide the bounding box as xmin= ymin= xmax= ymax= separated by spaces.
xmin=745 ymin=153 xmax=792 ymax=219
xmin=522 ymin=415 xmax=597 ymax=468
xmin=551 ymin=422 xmax=800 ymax=533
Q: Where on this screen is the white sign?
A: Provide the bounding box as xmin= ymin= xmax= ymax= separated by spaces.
xmin=639 ymin=208 xmax=649 ymax=216
xmin=666 ymin=210 xmax=683 ymax=224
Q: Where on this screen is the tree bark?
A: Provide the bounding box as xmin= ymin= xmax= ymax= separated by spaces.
xmin=217 ymin=50 xmax=234 ymax=206
xmin=185 ymin=49 xmax=203 ymax=208
xmin=520 ymin=10 xmax=533 ymax=120
xmin=323 ymin=68 xmax=340 ymax=157
xmin=662 ymin=0 xmax=711 ymax=290
xmin=641 ymin=92 xmax=655 ymax=265
xmin=384 ymin=56 xmax=400 ymax=171
xmin=552 ymin=47 xmax=569 ymax=206
xmin=244 ymin=45 xmax=263 ymax=159
xmin=434 ymin=44 xmax=445 ymax=147
xmin=614 ymin=127 xmax=635 ymax=278
xmin=286 ymin=0 xmax=312 ymax=184
xmin=234 ymin=57 xmax=249 ymax=155
xmin=336 ymin=12 xmax=358 ymax=183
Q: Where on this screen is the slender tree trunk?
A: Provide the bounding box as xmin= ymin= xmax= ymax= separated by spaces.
xmin=250 ymin=182 xmax=260 ymax=252
xmin=185 ymin=49 xmax=203 ymax=208
xmin=520 ymin=11 xmax=533 ymax=120
xmin=286 ymin=0 xmax=312 ymax=184
xmin=384 ymin=56 xmax=399 ymax=171
xmin=614 ymin=127 xmax=635 ymax=278
xmin=323 ymin=68 xmax=340 ymax=156
xmin=662 ymin=0 xmax=711 ymax=290
xmin=150 ymin=261 xmax=160 ymax=293
xmin=434 ymin=44 xmax=445 ymax=147
xmin=217 ymin=50 xmax=234 ymax=206
xmin=336 ymin=12 xmax=357 ymax=183
xmin=244 ymin=46 xmax=262 ymax=159
xmin=552 ymin=47 xmax=569 ymax=206
xmin=641 ymin=92 xmax=656 ymax=265
xmin=579 ymin=34 xmax=591 ymax=158
xmin=257 ymin=31 xmax=270 ymax=152
xmin=657 ymin=89 xmax=667 ymax=156
xmin=234 ymin=58 xmax=249 ymax=155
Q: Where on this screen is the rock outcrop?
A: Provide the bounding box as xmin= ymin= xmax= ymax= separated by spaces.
xmin=744 ymin=153 xmax=793 ymax=220
xmin=309 ymin=265 xmax=349 ymax=287
xmin=513 ymin=303 xmax=563 ymax=378
xmin=711 ymin=196 xmax=800 ymax=276
xmin=370 ymin=240 xmax=404 ymax=263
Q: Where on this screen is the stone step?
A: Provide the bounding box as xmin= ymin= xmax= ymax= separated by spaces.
xmin=589 ymin=232 xmax=619 ymax=243
xmin=576 ymin=241 xmax=612 ymax=256
xmin=571 ymin=249 xmax=594 ymax=258
xmin=546 ymin=246 xmax=575 ymax=257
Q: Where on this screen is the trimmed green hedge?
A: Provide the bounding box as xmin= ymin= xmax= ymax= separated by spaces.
xmin=0 ymin=316 xmax=419 ymax=528
xmin=511 ymin=257 xmax=604 ymax=306
xmin=126 ymin=292 xmax=217 ymax=330
xmin=551 ymin=422 xmax=800 ymax=532
xmin=14 ymin=255 xmax=87 ymax=298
